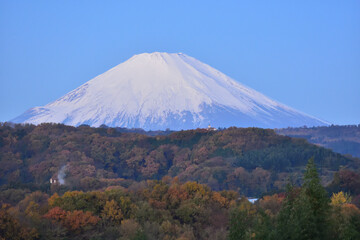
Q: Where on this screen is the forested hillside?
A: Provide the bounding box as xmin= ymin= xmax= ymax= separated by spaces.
xmin=276 ymin=125 xmax=360 ymax=158
xmin=1 ymin=159 xmax=359 ymax=240
xmin=0 ymin=123 xmax=358 ymax=196
xmin=1 ymin=123 xmax=360 ymax=239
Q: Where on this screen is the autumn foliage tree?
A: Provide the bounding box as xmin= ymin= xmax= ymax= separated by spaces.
xmin=44 ymin=207 xmax=99 ymax=232
xmin=0 ymin=204 xmax=38 ymax=240
xmin=101 ymin=200 xmax=124 ymax=224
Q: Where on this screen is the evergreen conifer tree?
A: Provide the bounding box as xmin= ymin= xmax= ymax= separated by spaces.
xmin=275 ymin=157 xmax=330 ymax=240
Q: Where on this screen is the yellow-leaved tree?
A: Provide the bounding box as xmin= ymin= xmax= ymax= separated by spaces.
xmin=330 ymin=191 xmax=351 ymax=206
xmin=101 ymin=200 xmax=123 ymax=223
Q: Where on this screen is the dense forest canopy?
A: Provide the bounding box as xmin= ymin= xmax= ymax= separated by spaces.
xmin=1 ymin=123 xmax=360 ymax=239
xmin=1 ymin=158 xmax=359 ymax=240
xmin=0 ymin=123 xmax=358 ymax=196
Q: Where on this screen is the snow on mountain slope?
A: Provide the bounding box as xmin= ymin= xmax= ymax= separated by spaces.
xmin=12 ymin=52 xmax=329 ymax=130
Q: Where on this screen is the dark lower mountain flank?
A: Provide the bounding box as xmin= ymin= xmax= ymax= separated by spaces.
xmin=276 ymin=125 xmax=360 ymax=158
xmin=0 ymin=123 xmax=358 ymax=196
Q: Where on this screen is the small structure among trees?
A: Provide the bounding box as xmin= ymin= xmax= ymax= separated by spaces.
xmin=50 ymin=178 xmax=58 ymax=184
xmin=207 ymin=124 xmax=217 ymax=131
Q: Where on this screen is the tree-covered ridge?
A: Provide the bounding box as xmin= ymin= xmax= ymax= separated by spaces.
xmin=0 ymin=123 xmax=356 ymax=196
xmin=276 ymin=124 xmax=360 ymax=158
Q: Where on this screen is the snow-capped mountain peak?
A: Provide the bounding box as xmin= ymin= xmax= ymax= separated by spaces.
xmin=12 ymin=52 xmax=328 ymax=130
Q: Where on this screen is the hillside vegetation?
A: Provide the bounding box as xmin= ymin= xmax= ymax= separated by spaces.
xmin=0 ymin=123 xmax=357 ymax=196
xmin=1 ymin=159 xmax=359 ymax=240
xmin=276 ymin=125 xmax=360 ymax=158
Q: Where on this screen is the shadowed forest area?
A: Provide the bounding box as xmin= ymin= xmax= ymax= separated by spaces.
xmin=277 ymin=125 xmax=360 ymax=158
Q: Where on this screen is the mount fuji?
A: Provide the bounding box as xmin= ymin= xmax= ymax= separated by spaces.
xmin=12 ymin=52 xmax=328 ymax=130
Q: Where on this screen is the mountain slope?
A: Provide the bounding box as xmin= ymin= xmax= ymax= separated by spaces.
xmin=12 ymin=52 xmax=328 ymax=130
xmin=276 ymin=125 xmax=360 ymax=158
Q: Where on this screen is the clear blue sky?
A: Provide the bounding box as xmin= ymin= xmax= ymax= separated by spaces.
xmin=1 ymin=1 xmax=359 ymax=125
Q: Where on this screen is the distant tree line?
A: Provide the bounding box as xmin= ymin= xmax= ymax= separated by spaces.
xmin=276 ymin=124 xmax=360 ymax=158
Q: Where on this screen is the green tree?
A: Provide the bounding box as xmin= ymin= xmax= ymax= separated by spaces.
xmin=275 ymin=157 xmax=330 ymax=240
xmin=300 ymin=157 xmax=330 ymax=239
xmin=228 ymin=199 xmax=257 ymax=240
xmin=274 ymin=184 xmax=301 ymax=239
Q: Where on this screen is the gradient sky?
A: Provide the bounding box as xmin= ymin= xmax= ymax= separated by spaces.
xmin=1 ymin=1 xmax=359 ymax=125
